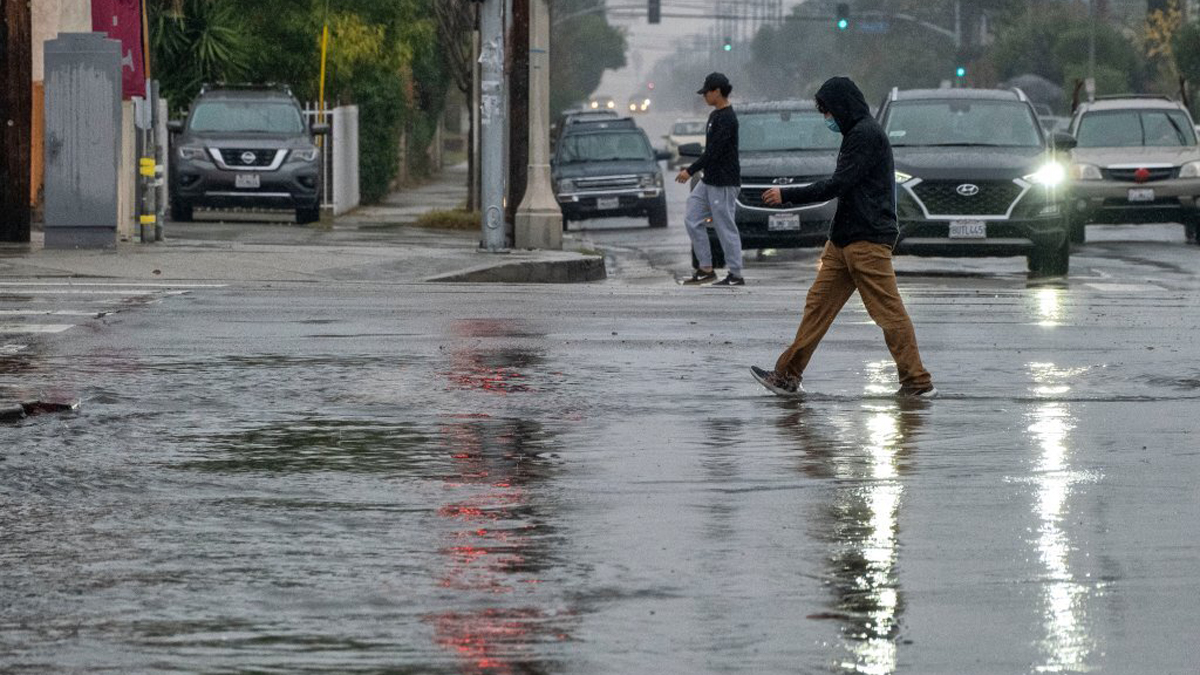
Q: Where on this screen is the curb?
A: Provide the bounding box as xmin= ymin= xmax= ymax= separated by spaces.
xmin=426 ymin=256 xmax=606 ymax=283
xmin=0 ymin=401 xmax=24 ymax=423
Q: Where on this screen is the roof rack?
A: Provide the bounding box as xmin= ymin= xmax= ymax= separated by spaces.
xmin=1093 ymin=94 xmax=1174 ymax=101
xmin=199 ymin=82 xmax=294 ymax=96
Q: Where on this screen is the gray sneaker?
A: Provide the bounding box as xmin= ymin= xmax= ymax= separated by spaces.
xmin=750 ymin=366 xmax=804 ymax=398
xmin=896 ymin=385 xmax=938 ymax=399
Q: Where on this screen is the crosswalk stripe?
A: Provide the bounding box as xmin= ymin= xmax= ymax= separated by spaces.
xmin=0 ymin=289 xmax=189 ymax=295
xmin=0 ymin=310 xmax=106 ymax=317
xmin=0 ymin=344 xmax=28 ymax=355
xmin=0 ymin=282 xmax=226 ymax=288
xmin=0 ymin=324 xmax=75 ymax=334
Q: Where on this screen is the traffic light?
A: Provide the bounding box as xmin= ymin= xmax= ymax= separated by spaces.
xmin=648 ymin=0 xmax=660 ymax=24
xmin=835 ymin=3 xmax=850 ymax=30
xmin=722 ymin=36 xmax=733 ymax=51
xmin=955 ymin=66 xmax=967 ymax=78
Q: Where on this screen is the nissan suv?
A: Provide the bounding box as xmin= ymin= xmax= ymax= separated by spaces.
xmin=553 ymin=119 xmax=670 ymax=229
xmin=1066 ymin=95 xmax=1200 ymax=244
xmin=168 ymin=84 xmax=327 ymax=224
xmin=877 ymin=88 xmax=1076 ymax=276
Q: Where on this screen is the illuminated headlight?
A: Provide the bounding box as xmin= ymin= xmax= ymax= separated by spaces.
xmin=292 ymin=148 xmax=319 ymax=162
xmin=1069 ymin=162 xmax=1102 ymax=181
xmin=1025 ymin=162 xmax=1066 ymax=187
xmin=630 ymin=103 xmax=638 ymax=111
xmin=178 ymin=146 xmax=207 ymax=161
xmin=638 ymin=173 xmax=661 ymax=188
xmin=590 ymin=101 xmax=599 ymax=109
xmin=557 ymin=179 xmax=576 ymax=193
xmin=1179 ymin=160 xmax=1200 ymax=178
xmin=894 ymin=171 xmax=913 ymax=184
xmin=606 ymin=101 xmax=615 ymax=109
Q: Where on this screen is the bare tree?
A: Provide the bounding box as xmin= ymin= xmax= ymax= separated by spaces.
xmin=435 ymin=0 xmax=478 ymax=209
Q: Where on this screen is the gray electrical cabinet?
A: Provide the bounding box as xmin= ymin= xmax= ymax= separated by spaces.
xmin=43 ymin=33 xmax=122 ymax=249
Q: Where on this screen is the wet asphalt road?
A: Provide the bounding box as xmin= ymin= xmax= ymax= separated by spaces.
xmin=5 ymin=118 xmax=1200 ymax=672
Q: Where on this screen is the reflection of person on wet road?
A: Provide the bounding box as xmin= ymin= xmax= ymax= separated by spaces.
xmin=752 ymin=77 xmax=936 ymax=399
xmin=676 ymin=72 xmax=744 ymax=286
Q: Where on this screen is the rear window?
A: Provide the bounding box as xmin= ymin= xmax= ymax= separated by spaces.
xmin=885 ymin=100 xmax=1043 ymax=148
xmin=189 ymin=100 xmax=305 ymax=134
xmin=1074 ymin=109 xmax=1197 ymax=147
xmin=557 ymin=131 xmax=651 ymax=162
xmin=672 ymin=121 xmax=705 ymax=135
xmin=739 ymin=110 xmax=840 ymax=151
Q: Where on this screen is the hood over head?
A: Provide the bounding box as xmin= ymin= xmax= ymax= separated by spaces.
xmin=815 ymin=77 xmax=871 ymax=134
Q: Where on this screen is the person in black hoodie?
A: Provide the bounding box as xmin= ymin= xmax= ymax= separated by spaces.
xmin=751 ymin=76 xmax=936 ymax=398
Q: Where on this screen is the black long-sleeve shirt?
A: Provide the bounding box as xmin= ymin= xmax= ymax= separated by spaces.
xmin=687 ymin=106 xmax=740 ymax=187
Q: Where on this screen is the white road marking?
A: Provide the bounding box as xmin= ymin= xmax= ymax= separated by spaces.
xmin=0 ymin=289 xmax=193 ymax=296
xmin=0 ymin=310 xmax=105 ymax=317
xmin=0 ymin=282 xmax=226 ymax=288
xmin=0 ymin=344 xmax=28 ymax=355
xmin=0 ymin=324 xmax=75 ymax=334
xmin=1084 ymin=283 xmax=1162 ymax=292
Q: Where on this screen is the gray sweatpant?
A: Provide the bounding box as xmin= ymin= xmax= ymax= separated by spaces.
xmin=684 ymin=180 xmax=743 ymax=276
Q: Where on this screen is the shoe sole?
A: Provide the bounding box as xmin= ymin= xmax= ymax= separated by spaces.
xmin=750 ymin=367 xmax=804 ymax=398
xmin=896 ymin=387 xmax=938 ymax=399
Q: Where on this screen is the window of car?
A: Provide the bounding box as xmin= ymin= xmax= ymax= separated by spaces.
xmin=189 ymin=100 xmax=305 ymax=134
xmin=557 ymin=131 xmax=652 ymax=162
xmin=739 ymin=110 xmax=841 ymax=152
xmin=672 ymin=121 xmax=705 ymax=135
xmin=884 ymin=100 xmax=1043 ymax=148
xmin=1074 ymin=109 xmax=1197 ymax=147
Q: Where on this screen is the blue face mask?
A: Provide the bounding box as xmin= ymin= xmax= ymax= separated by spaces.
xmin=825 ymin=117 xmax=841 ymax=133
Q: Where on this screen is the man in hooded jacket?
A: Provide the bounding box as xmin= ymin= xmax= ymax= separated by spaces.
xmin=753 ymin=76 xmax=936 ymax=398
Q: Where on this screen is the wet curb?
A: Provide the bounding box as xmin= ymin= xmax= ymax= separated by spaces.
xmin=0 ymin=399 xmax=81 ymax=424
xmin=426 ymin=256 xmax=606 ymax=283
xmin=0 ymin=401 xmax=24 ymax=424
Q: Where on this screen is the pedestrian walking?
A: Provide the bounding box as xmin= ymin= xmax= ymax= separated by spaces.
xmin=751 ymin=76 xmax=936 ymax=398
xmin=676 ymin=72 xmax=744 ymax=286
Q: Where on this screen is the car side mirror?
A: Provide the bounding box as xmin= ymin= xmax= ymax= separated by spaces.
xmin=655 ymin=149 xmax=672 ymax=161
xmin=678 ymin=142 xmax=703 ymax=158
xmin=167 ymin=120 xmax=184 ymax=134
xmin=1050 ymin=131 xmax=1077 ymax=151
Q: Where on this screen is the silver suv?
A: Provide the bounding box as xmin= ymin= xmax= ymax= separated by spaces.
xmin=168 ymin=85 xmax=328 ymax=224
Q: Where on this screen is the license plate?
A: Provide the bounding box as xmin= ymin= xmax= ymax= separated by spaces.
xmin=949 ymin=220 xmax=987 ymax=239
xmin=235 ymin=173 xmax=261 ymax=189
xmin=768 ymin=213 xmax=800 ymax=231
xmin=596 ymin=197 xmax=620 ymax=210
xmin=1128 ymin=188 xmax=1155 ymax=202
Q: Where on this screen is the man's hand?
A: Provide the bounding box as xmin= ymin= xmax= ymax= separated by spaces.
xmin=675 ymin=168 xmax=691 ymax=184
xmin=762 ymin=187 xmax=783 ymax=206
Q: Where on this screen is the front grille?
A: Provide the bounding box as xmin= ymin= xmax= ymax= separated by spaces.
xmin=218 ymin=148 xmax=277 ymax=168
xmin=575 ymin=175 xmax=638 ymax=190
xmin=739 ymin=187 xmax=775 ymax=208
xmin=910 ymin=180 xmax=1023 ymax=216
xmin=738 ymin=176 xmax=824 ymax=208
xmin=1102 ymin=167 xmax=1177 ymax=182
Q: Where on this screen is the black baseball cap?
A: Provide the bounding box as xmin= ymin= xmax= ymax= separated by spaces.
xmin=697 ymin=72 xmax=731 ymax=95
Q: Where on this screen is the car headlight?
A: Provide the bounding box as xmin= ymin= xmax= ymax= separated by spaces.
xmin=1025 ymin=162 xmax=1066 ymax=187
xmin=1069 ymin=162 xmax=1102 ymax=181
xmin=638 ymin=173 xmax=661 ymax=188
xmin=894 ymin=171 xmax=913 ymax=184
xmin=557 ymin=179 xmax=575 ymax=193
xmin=292 ymin=148 xmax=319 ymax=162
xmin=178 ymin=146 xmax=207 ymax=161
xmin=1179 ymin=160 xmax=1200 ymax=178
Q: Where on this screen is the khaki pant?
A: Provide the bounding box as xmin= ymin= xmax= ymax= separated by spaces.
xmin=774 ymin=241 xmax=932 ymax=389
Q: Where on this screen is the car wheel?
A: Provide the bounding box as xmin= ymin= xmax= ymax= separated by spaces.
xmin=170 ymin=199 xmax=193 ymax=223
xmin=1027 ymin=236 xmax=1070 ymax=277
xmin=1068 ymin=216 xmax=1086 ymax=244
xmin=562 ymin=212 xmax=569 ymax=231
xmin=1185 ymin=218 xmax=1199 ymax=244
xmin=648 ymin=197 xmax=668 ymax=228
xmin=296 ymin=205 xmax=321 ymax=224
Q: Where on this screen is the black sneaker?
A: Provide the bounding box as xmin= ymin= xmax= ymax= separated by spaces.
xmin=682 ymin=269 xmax=717 ymax=285
xmin=712 ymin=273 xmax=745 ymax=286
xmin=896 ymin=385 xmax=938 ymax=399
xmin=750 ymin=366 xmax=804 ymax=398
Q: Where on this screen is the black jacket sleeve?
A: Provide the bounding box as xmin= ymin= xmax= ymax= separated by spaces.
xmin=687 ymin=114 xmax=734 ymax=177
xmin=780 ymin=126 xmax=877 ymax=206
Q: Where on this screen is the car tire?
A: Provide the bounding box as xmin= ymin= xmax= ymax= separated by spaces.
xmin=1068 ymin=216 xmax=1086 ymax=244
xmin=296 ymin=205 xmax=321 ymax=224
xmin=170 ymin=199 xmax=193 ymax=223
xmin=562 ymin=212 xmax=570 ymax=231
xmin=1185 ymin=218 xmax=1199 ymax=244
xmin=1027 ymin=235 xmax=1070 ymax=277
xmin=691 ymin=233 xmax=727 ymax=270
xmin=648 ymin=197 xmax=668 ymax=228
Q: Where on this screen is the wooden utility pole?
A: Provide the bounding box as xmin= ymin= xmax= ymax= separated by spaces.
xmin=1 ymin=0 xmax=32 ymax=243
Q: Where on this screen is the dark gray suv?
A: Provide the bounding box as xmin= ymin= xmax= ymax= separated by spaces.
xmin=168 ymin=85 xmax=328 ymax=224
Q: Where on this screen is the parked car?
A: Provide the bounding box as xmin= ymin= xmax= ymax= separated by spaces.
xmin=1066 ymin=95 xmax=1200 ymax=244
xmin=551 ymin=109 xmax=619 ymax=149
xmin=553 ymin=118 xmax=670 ymax=229
xmin=588 ymin=95 xmax=616 ymax=111
xmin=168 ymin=84 xmax=327 ymax=224
xmin=663 ymin=118 xmax=706 ymax=168
xmin=627 ymin=95 xmax=652 ymax=114
xmin=877 ymin=87 xmax=1075 ymax=276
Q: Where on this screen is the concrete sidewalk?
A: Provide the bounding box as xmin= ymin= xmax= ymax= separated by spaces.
xmin=0 ymin=163 xmax=603 ymax=284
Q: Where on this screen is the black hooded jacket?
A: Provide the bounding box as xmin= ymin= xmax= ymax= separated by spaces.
xmin=780 ymin=77 xmax=899 ymax=248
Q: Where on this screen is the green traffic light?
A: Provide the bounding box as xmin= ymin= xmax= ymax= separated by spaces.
xmin=723 ymin=43 xmax=732 ymax=51
xmin=956 ymin=66 xmax=966 ymax=77
xmin=837 ymin=18 xmax=848 ymax=30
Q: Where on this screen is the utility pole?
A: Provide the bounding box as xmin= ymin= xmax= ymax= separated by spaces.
xmin=1 ymin=0 xmax=32 ymax=243
xmin=478 ymin=0 xmax=507 ymax=252
xmin=515 ymin=0 xmax=561 ymax=249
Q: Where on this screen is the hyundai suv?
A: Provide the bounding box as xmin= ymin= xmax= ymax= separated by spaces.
xmin=553 ymin=119 xmax=670 ymax=229
xmin=168 ymin=84 xmax=327 ymax=224
xmin=1066 ymin=95 xmax=1200 ymax=244
xmin=877 ymin=88 xmax=1076 ymax=276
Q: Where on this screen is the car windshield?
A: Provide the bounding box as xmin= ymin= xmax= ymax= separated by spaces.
xmin=558 ymin=131 xmax=651 ymax=162
xmin=1074 ymin=109 xmax=1197 ymax=147
xmin=739 ymin=110 xmax=841 ymax=152
xmin=672 ymin=121 xmax=705 ymax=135
xmin=885 ymin=100 xmax=1042 ymax=147
xmin=189 ymin=101 xmax=305 ymax=134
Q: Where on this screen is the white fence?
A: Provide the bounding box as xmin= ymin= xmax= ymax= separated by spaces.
xmin=303 ymin=104 xmax=360 ymax=216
